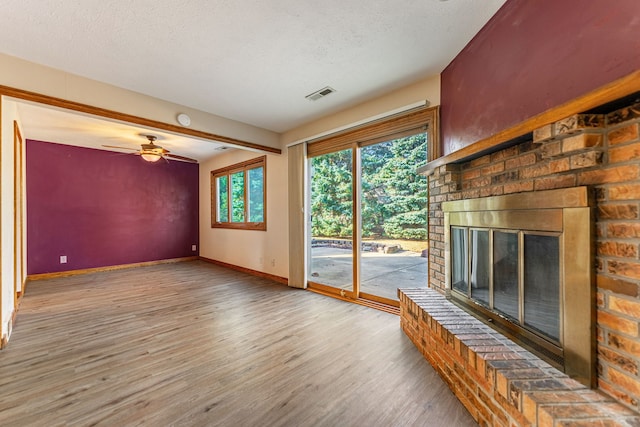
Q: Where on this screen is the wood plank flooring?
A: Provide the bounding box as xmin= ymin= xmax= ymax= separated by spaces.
xmin=0 ymin=261 xmax=476 ymax=426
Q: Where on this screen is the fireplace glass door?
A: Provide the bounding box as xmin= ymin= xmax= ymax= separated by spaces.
xmin=524 ymin=233 xmax=560 ymax=341
xmin=493 ymin=231 xmax=519 ymax=321
xmin=443 ymin=187 xmax=593 ymax=383
xmin=470 ymin=229 xmax=490 ymax=306
xmin=450 ymin=227 xmax=561 ymax=344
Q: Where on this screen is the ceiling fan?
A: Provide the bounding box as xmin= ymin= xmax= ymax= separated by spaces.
xmin=103 ymin=134 xmax=198 ymax=163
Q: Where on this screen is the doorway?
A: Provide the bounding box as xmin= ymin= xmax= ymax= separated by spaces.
xmin=308 ymin=131 xmax=429 ymax=306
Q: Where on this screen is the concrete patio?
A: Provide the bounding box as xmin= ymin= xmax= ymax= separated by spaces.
xmin=310 ymin=246 xmax=428 ymax=300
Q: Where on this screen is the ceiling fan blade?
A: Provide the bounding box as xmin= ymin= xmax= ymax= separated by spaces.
xmin=102 ymin=145 xmax=139 ymax=151
xmin=165 ymin=153 xmax=198 ymax=163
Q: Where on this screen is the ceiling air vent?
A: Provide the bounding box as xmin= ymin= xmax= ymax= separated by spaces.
xmin=305 ymin=86 xmax=336 ymax=101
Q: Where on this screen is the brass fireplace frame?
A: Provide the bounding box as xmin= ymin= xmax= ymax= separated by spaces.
xmin=443 ymin=186 xmax=595 ymax=387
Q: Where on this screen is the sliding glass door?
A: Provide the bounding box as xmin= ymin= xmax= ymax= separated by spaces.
xmin=359 ymin=134 xmax=428 ymax=301
xmin=309 ymin=149 xmax=355 ymax=296
xmin=308 ymin=132 xmax=428 ymax=305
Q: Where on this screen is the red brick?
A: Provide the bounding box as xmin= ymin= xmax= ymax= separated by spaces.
xmin=609 ymin=184 xmax=640 ymax=200
xmin=521 ymin=163 xmax=551 ymax=179
xmin=597 ymin=204 xmax=639 ymax=220
xmin=463 ymin=169 xmax=481 ymax=180
xmin=480 ymin=186 xmax=504 ymax=197
xmin=609 ymin=331 xmax=640 ymax=355
xmin=534 ymin=175 xmax=576 ymax=191
xmin=597 ymin=275 xmax=639 ymax=297
xmin=562 ymin=133 xmax=603 ymax=153
xmin=571 ymin=151 xmax=602 ymax=169
xmin=470 ymin=176 xmax=492 ymax=188
xmin=492 ymin=171 xmax=519 ymax=185
xmin=598 ymin=379 xmax=639 ymax=408
xmin=556 ymin=114 xmax=605 ymax=134
xmin=608 ymin=368 xmax=640 ymax=396
xmin=609 ymin=141 xmax=640 ymax=163
xmin=608 ymin=260 xmax=640 ymax=281
xmin=579 ymin=165 xmax=640 ymax=185
xmin=505 ymin=153 xmax=537 ymax=169
xmin=534 ymin=124 xmax=555 ymax=142
xmin=481 ymin=162 xmax=505 ymax=176
xmin=550 ymin=158 xmax=571 ymax=173
xmin=607 ymin=223 xmax=640 ymax=239
xmin=597 ymin=310 xmax=639 ymax=335
xmin=504 ymin=180 xmax=534 ymax=194
xmin=597 ymin=241 xmax=638 ymax=258
xmin=598 ymin=346 xmax=638 ymax=375
xmin=444 ymin=171 xmax=460 ymax=183
xmin=609 ymin=295 xmax=640 ymax=319
xmin=492 ymin=146 xmax=519 ymax=161
xmin=608 ymin=123 xmax=639 ymax=145
xmin=461 ymin=189 xmax=481 ymax=199
xmin=607 ymin=103 xmax=640 ymax=125
xmin=540 ymin=140 xmax=562 ymax=158
xmin=538 ymin=403 xmax=611 ymax=421
xmin=597 ymin=291 xmax=605 ymax=308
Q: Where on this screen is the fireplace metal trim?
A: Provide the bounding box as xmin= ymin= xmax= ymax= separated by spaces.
xmin=443 ymin=186 xmax=595 ymax=387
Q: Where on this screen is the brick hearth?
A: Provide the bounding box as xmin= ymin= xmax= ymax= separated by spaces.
xmin=399 ymin=288 xmax=640 ymax=426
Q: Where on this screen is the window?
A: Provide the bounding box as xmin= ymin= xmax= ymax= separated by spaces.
xmin=211 ymin=156 xmax=266 ymax=230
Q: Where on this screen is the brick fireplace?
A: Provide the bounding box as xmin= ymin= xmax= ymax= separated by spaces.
xmin=400 ymin=97 xmax=640 ymax=426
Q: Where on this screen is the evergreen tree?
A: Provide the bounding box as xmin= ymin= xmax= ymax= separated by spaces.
xmin=310 ymin=133 xmax=428 ymax=242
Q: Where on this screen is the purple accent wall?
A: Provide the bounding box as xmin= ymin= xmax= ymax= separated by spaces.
xmin=441 ymin=0 xmax=640 ymax=155
xmin=26 ymin=140 xmax=199 ymax=274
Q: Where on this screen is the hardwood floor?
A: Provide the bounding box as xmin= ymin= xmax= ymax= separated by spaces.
xmin=0 ymin=261 xmax=476 ymax=426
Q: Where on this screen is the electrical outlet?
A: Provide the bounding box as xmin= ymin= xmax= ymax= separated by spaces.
xmin=60 ymin=255 xmax=67 ymax=264
xmin=259 ymin=257 xmax=264 ymax=265
xmin=192 ymin=245 xmax=197 ymax=251
xmin=270 ymin=259 xmax=276 ymax=267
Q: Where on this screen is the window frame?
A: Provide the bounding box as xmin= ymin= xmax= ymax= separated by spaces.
xmin=211 ymin=155 xmax=266 ymax=231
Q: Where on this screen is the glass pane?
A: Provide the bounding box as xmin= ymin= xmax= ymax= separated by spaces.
xmin=524 ymin=234 xmax=560 ymax=341
xmin=470 ymin=230 xmax=490 ymax=306
xmin=247 ymin=166 xmax=264 ymax=222
xmin=493 ymin=231 xmax=519 ymax=320
xmin=309 ymin=149 xmax=353 ymax=292
xmin=217 ymin=175 xmax=228 ymax=222
xmin=231 ymin=171 xmax=245 ymax=222
xmin=451 ymin=227 xmax=468 ymax=294
xmin=359 ymin=134 xmax=428 ymax=301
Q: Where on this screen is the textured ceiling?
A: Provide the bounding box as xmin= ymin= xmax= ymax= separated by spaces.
xmin=0 ymin=0 xmax=506 ymax=135
xmin=15 ymin=102 xmax=228 ymax=162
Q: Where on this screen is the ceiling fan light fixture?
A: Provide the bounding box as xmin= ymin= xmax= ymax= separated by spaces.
xmin=141 ymin=152 xmax=162 ymax=162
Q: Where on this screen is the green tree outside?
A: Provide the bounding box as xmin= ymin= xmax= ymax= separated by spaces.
xmin=311 ymin=133 xmax=428 ymax=244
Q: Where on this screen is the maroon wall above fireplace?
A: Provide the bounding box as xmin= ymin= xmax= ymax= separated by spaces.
xmin=26 ymin=140 xmax=199 ymax=274
xmin=441 ymin=0 xmax=640 ymax=156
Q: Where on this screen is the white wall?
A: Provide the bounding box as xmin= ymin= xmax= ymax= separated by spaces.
xmin=199 ymin=150 xmax=289 ymax=279
xmin=198 ymin=74 xmax=441 ymax=282
xmin=1 ymin=98 xmax=23 ymax=340
xmin=281 ymin=74 xmax=440 ymax=146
